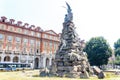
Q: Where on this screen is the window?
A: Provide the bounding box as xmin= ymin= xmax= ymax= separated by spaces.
xmin=6 ymin=45 xmax=9 ymax=50
xmin=16 ymin=37 xmax=21 ymax=42
xmin=24 ymin=30 xmax=28 ymax=34
xmin=0 ymin=34 xmax=3 ymax=40
xmin=44 ymin=34 xmax=48 ymax=38
xmin=24 ymin=39 xmax=28 ymax=43
xmin=52 ymin=36 xmax=54 ymax=39
xmin=30 ymin=40 xmax=34 ymax=44
xmin=50 ymin=36 xmax=52 ymax=39
xmin=31 ymin=31 xmax=34 ymax=36
xmin=9 ymin=26 xmax=14 ymax=31
xmin=50 ymin=41 xmax=52 ymax=51
xmin=6 ymin=45 xmax=12 ymax=51
xmin=17 ymin=28 xmax=22 ymax=33
xmin=36 ymin=49 xmax=39 ymax=53
xmin=37 ymin=41 xmax=40 ymax=46
xmin=37 ymin=33 xmax=40 ymax=37
xmin=54 ymin=37 xmax=56 ymax=40
xmin=50 ymin=41 xmax=52 ymax=47
xmin=0 ymin=24 xmax=5 ymax=30
xmin=54 ymin=43 xmax=58 ymax=51
xmin=7 ymin=36 xmax=12 ymax=41
xmin=16 ymin=45 xmax=20 ymax=51
xmin=23 ymin=48 xmax=26 ymax=53
xmin=55 ymin=37 xmax=58 ymax=40
xmin=44 ymin=41 xmax=47 ymax=50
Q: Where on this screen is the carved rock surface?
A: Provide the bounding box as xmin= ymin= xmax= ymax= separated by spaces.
xmin=51 ymin=2 xmax=92 ymax=79
xmin=54 ymin=21 xmax=92 ymax=78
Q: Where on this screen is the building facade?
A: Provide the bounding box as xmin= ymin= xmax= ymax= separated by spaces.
xmin=0 ymin=16 xmax=60 ymax=69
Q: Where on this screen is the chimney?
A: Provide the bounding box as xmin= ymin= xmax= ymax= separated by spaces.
xmin=17 ymin=21 xmax=22 ymax=26
xmin=29 ymin=25 xmax=35 ymax=29
xmin=23 ymin=23 xmax=29 ymax=28
xmin=9 ymin=19 xmax=15 ymax=24
xmin=35 ymin=26 xmax=41 ymax=31
xmin=1 ymin=16 xmax=7 ymax=22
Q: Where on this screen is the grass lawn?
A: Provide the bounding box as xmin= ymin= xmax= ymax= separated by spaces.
xmin=0 ymin=70 xmax=120 ymax=80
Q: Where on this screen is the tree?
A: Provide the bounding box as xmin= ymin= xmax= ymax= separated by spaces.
xmin=114 ymin=56 xmax=120 ymax=65
xmin=114 ymin=38 xmax=120 ymax=65
xmin=114 ymin=39 xmax=120 ymax=56
xmin=84 ymin=36 xmax=112 ymax=66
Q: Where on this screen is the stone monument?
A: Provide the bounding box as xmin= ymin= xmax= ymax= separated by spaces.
xmin=55 ymin=2 xmax=92 ymax=78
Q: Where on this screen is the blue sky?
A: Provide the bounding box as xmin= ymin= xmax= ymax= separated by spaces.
xmin=0 ymin=0 xmax=120 ymax=48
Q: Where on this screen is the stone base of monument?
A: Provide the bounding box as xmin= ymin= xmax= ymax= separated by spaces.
xmin=55 ymin=66 xmax=90 ymax=78
xmin=80 ymin=71 xmax=90 ymax=79
xmin=39 ymin=67 xmax=58 ymax=77
xmin=39 ymin=67 xmax=90 ymax=79
xmin=65 ymin=72 xmax=81 ymax=78
xmin=56 ymin=72 xmax=90 ymax=78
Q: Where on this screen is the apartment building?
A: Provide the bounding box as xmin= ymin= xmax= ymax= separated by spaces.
xmin=0 ymin=16 xmax=60 ymax=69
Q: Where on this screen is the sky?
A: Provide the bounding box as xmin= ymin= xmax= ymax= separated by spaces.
xmin=0 ymin=0 xmax=120 ymax=48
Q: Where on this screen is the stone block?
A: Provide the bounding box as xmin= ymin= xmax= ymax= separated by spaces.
xmin=92 ymin=66 xmax=105 ymax=79
xmin=97 ymin=71 xmax=105 ymax=79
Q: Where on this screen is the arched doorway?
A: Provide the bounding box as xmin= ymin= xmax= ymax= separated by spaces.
xmin=46 ymin=58 xmax=49 ymax=68
xmin=13 ymin=56 xmax=19 ymax=62
xmin=34 ymin=58 xmax=39 ymax=69
xmin=4 ymin=56 xmax=10 ymax=62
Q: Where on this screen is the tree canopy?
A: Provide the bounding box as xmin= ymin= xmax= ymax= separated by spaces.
xmin=114 ymin=39 xmax=120 ymax=56
xmin=84 ymin=36 xmax=112 ymax=66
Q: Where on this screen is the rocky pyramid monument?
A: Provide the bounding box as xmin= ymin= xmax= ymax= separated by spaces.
xmin=54 ymin=2 xmax=92 ymax=78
